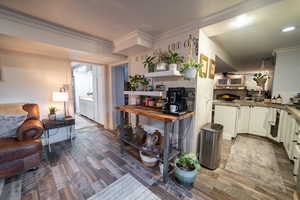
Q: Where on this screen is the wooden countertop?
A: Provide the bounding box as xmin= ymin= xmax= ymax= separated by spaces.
xmin=115 ymin=105 xmax=194 ymax=122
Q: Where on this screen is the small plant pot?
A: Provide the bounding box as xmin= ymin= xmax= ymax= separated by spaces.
xmin=156 ymin=62 xmax=168 ymax=71
xmin=136 ymin=83 xmax=144 ymax=91
xmin=184 ymin=67 xmax=197 ymax=79
xmin=48 ymin=114 xmax=56 ymax=120
xmin=169 ymin=64 xmax=178 ymax=71
xmin=174 ymin=163 xmax=198 ymax=186
xmin=139 ymin=151 xmax=158 ymax=167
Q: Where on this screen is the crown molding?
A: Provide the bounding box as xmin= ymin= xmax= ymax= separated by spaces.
xmin=154 ymin=0 xmax=282 ymax=42
xmin=273 ymin=45 xmax=300 ymax=54
xmin=113 ymin=30 xmax=153 ymax=55
xmin=0 ymin=5 xmax=113 ymax=48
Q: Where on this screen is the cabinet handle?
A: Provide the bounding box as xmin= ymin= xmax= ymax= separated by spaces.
xmin=297 ymin=143 xmax=300 ymax=145
xmin=293 ymin=140 xmax=297 ymax=143
xmin=294 ymin=156 xmax=298 ymax=160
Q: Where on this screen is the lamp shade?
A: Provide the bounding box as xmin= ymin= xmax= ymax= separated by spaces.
xmin=52 ymin=92 xmax=68 ymax=102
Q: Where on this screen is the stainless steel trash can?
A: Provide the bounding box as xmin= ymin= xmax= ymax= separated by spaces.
xmin=199 ymin=123 xmax=223 ymax=170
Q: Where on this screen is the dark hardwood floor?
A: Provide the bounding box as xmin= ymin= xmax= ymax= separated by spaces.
xmin=1 ymin=126 xmax=296 ymax=200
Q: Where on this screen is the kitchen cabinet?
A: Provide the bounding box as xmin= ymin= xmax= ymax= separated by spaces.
xmin=236 ymin=106 xmax=269 ymax=137
xmin=237 ymin=106 xmax=250 ymax=133
xmin=293 ymin=144 xmax=300 ymax=175
xmin=214 ymin=105 xmax=238 ymax=140
xmin=79 ymin=98 xmax=95 ymax=120
xmin=249 ymin=107 xmax=269 ymax=137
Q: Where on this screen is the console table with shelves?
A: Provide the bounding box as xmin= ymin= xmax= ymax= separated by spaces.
xmin=116 ymin=105 xmax=194 ymax=183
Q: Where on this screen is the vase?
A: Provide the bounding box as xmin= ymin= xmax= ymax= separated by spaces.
xmin=184 ymin=67 xmax=197 ymax=79
xmin=174 ymin=163 xmax=198 ymax=186
xmin=48 ymin=114 xmax=56 ymax=120
xmin=169 ymin=64 xmax=178 ymax=71
xmin=156 ymin=62 xmax=168 ymax=71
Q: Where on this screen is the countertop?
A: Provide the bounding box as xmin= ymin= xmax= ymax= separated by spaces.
xmin=213 ymin=100 xmax=300 ymax=122
xmin=116 ymin=105 xmax=194 ymax=122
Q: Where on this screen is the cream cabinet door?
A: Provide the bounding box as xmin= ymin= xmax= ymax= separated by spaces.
xmin=238 ymin=106 xmax=250 ymax=133
xmin=249 ymin=107 xmax=269 ymax=137
xmin=214 ymin=105 xmax=238 ymax=140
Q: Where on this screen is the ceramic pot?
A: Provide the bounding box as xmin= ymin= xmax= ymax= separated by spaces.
xmin=184 ymin=67 xmax=197 ymax=79
xmin=169 ymin=64 xmax=178 ymax=71
xmin=135 ymin=126 xmax=147 ymax=145
xmin=174 ymin=163 xmax=198 ymax=186
xmin=139 ymin=151 xmax=158 ymax=167
xmin=136 ymin=82 xmax=144 ymax=91
xmin=48 ymin=114 xmax=56 ymax=120
xmin=156 ymin=62 xmax=168 ymax=71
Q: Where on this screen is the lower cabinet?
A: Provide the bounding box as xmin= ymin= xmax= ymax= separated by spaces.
xmin=237 ymin=106 xmax=269 ymax=137
xmin=214 ymin=105 xmax=238 ymax=140
xmin=249 ymin=107 xmax=269 ymax=137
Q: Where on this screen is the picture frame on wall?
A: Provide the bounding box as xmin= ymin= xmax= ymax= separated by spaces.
xmin=200 ymin=54 xmax=209 ymax=78
xmin=209 ymin=59 xmax=216 ymax=79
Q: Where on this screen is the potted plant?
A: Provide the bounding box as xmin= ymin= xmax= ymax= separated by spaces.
xmin=156 ymin=50 xmax=169 ymax=71
xmin=140 ymin=77 xmax=150 ymax=91
xmin=143 ymin=56 xmax=156 ymax=73
xmin=48 ymin=106 xmax=57 ymax=120
xmin=180 ymin=58 xmax=203 ymax=79
xmin=174 ymin=153 xmax=201 ymax=186
xmin=253 ymin=72 xmax=268 ymax=98
xmin=167 ymin=51 xmax=184 ymax=71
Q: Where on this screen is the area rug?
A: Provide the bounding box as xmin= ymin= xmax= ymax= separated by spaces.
xmin=225 ymin=135 xmax=286 ymax=192
xmin=88 ymin=173 xmax=161 ymax=200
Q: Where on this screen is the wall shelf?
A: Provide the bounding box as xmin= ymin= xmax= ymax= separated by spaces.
xmin=145 ymin=70 xmax=182 ymax=78
xmin=124 ymin=91 xmax=165 ymax=97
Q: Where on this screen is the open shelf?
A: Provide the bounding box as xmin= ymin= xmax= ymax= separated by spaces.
xmin=120 ymin=136 xmax=179 ymax=162
xmin=145 ymin=70 xmax=182 ymax=78
xmin=124 ymin=91 xmax=165 ymax=97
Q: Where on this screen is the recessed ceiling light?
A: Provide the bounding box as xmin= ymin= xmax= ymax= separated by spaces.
xmin=281 ymin=26 xmax=296 ymax=32
xmin=231 ymin=15 xmax=252 ymax=28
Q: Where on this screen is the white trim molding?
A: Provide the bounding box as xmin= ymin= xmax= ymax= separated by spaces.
xmin=113 ymin=30 xmax=153 ymax=56
xmin=273 ymin=45 xmax=300 ymax=55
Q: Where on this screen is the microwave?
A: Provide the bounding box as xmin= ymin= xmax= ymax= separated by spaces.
xmin=217 ymin=76 xmax=244 ymax=87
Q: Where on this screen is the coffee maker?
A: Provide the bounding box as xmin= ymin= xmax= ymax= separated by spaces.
xmin=163 ymin=88 xmax=191 ymax=115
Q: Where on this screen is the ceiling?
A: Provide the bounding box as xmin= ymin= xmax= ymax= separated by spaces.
xmin=0 ymin=0 xmax=244 ymax=40
xmin=204 ymin=0 xmax=300 ymax=68
xmin=0 ymin=34 xmax=119 ymax=64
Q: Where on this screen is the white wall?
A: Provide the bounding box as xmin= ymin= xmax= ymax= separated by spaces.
xmin=273 ymin=48 xmax=300 ymax=103
xmin=198 ymin=30 xmax=234 ymax=68
xmin=0 ymin=50 xmax=72 ymax=118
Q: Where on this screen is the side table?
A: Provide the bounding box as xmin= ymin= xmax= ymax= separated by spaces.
xmin=42 ymin=117 xmax=75 ymax=152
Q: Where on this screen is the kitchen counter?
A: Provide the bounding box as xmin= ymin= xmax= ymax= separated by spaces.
xmin=213 ymin=100 xmax=300 ymax=122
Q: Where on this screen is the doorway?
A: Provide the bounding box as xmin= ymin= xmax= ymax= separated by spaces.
xmin=71 ymin=62 xmax=106 ymax=129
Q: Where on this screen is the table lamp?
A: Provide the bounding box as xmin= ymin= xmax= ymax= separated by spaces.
xmin=52 ymin=90 xmax=69 ymax=117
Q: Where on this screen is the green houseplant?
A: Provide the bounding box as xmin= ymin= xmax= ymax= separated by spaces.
xmin=143 ymin=56 xmax=156 ymax=73
xmin=129 ymin=75 xmax=149 ymax=91
xmin=48 ymin=106 xmax=58 ymax=120
xmin=180 ymin=58 xmax=203 ymax=79
xmin=175 ymin=153 xmax=201 ymax=186
xmin=167 ymin=51 xmax=184 ymax=71
xmin=156 ymin=50 xmax=169 ymax=71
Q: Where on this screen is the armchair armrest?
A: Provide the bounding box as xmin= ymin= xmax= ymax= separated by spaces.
xmin=16 ymin=120 xmax=44 ymax=141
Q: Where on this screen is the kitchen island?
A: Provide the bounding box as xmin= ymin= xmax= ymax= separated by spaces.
xmin=116 ymin=105 xmax=194 ymax=183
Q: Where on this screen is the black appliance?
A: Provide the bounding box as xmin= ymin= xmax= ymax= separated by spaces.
xmin=163 ymin=87 xmax=195 ymax=115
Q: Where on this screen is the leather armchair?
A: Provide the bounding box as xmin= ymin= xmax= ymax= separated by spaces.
xmin=0 ymin=104 xmax=44 ymax=179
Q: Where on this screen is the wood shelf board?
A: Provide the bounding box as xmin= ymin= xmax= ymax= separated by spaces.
xmin=116 ymin=105 xmax=194 ymax=122
xmin=124 ymin=91 xmax=165 ymax=97
xmin=121 ymin=136 xmax=179 ymax=162
xmin=145 ymin=70 xmax=182 ymax=78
